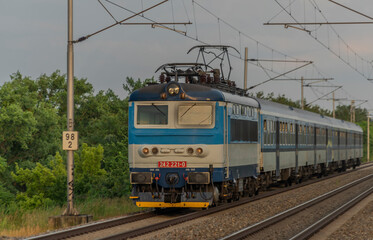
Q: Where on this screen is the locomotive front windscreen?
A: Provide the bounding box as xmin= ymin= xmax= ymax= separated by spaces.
xmin=135 ymin=102 xmax=215 ymax=128
xmin=137 ymin=105 xmax=168 ymax=125
xmin=178 ymin=104 xmax=213 ymax=126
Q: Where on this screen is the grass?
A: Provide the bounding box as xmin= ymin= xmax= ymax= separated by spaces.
xmin=0 ymin=197 xmax=141 ymax=238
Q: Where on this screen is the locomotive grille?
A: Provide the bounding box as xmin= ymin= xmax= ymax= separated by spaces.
xmin=187 ymin=172 xmax=210 ymax=184
xmin=130 ymin=172 xmax=152 ymax=184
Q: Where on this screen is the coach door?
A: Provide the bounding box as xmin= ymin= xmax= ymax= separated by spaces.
xmin=326 ymin=128 xmax=332 ymax=164
xmin=295 ymin=123 xmax=299 ymax=175
xmin=276 ymin=119 xmax=280 ymax=177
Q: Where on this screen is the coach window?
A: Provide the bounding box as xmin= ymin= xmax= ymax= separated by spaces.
xmin=137 ymin=105 xmax=168 ymax=125
xmin=302 ymin=125 xmax=306 ymax=145
xmin=333 ymin=130 xmax=338 ymax=146
xmin=285 ymin=122 xmax=288 ymax=145
xmin=263 ymin=120 xmax=268 ymax=145
xmin=302 ymin=125 xmax=307 ymax=145
xmin=269 ymin=120 xmax=275 ymax=144
xmin=282 ymin=122 xmax=285 ymax=145
xmin=241 ymin=106 xmax=246 ymax=116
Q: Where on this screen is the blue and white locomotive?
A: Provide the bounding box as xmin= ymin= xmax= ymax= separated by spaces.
xmin=128 ymin=49 xmax=363 ymax=208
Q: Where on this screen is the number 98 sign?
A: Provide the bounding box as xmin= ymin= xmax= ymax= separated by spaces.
xmin=63 ymin=131 xmax=79 ymax=150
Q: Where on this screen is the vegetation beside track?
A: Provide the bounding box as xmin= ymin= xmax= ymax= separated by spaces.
xmin=0 ymin=197 xmax=140 ymax=237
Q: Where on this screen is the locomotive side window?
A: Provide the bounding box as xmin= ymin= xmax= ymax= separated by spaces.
xmin=231 ymin=119 xmax=258 ymax=142
xmin=137 ymin=105 xmax=168 ymax=125
xmin=178 ymin=104 xmax=213 ymax=126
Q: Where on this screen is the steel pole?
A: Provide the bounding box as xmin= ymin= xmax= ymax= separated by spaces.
xmin=64 ymin=0 xmax=78 ymax=216
xmin=244 ymin=47 xmax=248 ymax=90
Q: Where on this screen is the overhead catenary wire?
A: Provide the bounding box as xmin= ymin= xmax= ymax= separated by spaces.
xmin=268 ymin=0 xmax=373 ymax=81
xmin=100 ymin=0 xmax=316 ymax=81
xmin=93 ymin=0 xmax=368 ymax=110
xmin=74 ymin=0 xmax=170 ymax=43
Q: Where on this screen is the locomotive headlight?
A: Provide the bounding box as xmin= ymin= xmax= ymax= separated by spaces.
xmin=196 ymin=148 xmax=203 ymax=155
xmin=142 ymin=148 xmax=150 ymax=155
xmin=187 ymin=148 xmax=194 ymax=155
xmin=152 ymin=147 xmax=159 ymax=154
xmin=167 ymin=84 xmax=180 ymax=96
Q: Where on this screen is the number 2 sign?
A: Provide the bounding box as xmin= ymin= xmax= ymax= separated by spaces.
xmin=63 ymin=131 xmax=79 ymax=150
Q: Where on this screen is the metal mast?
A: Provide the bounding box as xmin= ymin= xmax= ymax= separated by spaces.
xmin=64 ymin=0 xmax=78 ymax=216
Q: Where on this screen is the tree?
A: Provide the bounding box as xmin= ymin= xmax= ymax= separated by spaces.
xmin=123 ymin=77 xmax=155 ymax=96
xmin=74 ymin=143 xmax=106 ymax=197
xmin=0 ymin=104 xmax=37 ymax=162
xmin=12 ymin=163 xmax=56 ymax=209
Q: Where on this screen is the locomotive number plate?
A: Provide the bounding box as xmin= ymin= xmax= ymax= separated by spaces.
xmin=158 ymin=161 xmax=187 ymax=168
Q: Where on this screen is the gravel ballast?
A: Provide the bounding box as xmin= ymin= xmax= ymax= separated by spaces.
xmin=136 ymin=167 xmax=373 ymax=240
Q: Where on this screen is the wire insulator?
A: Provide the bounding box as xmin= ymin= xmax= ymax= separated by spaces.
xmin=199 ymin=74 xmax=207 ymax=84
xmin=207 ymin=75 xmax=213 ymax=84
xmin=159 ymin=74 xmax=165 ymax=83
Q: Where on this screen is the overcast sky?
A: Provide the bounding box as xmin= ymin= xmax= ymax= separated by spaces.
xmin=1 ymin=0 xmax=373 ymax=111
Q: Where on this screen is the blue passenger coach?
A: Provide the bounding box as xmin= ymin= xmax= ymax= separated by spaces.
xmin=129 ymin=64 xmax=363 ymax=208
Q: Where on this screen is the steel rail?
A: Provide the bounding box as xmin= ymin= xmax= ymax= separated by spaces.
xmin=99 ymin=163 xmax=373 ymax=240
xmin=27 ymin=211 xmax=156 ymax=240
xmin=289 ymin=185 xmax=373 ymax=240
xmin=220 ymin=173 xmax=373 ymax=240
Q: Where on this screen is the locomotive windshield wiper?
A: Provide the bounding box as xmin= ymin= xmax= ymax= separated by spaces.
xmin=151 ymin=103 xmax=167 ymax=117
xmin=179 ymin=103 xmax=197 ymax=119
xmin=199 ymin=114 xmax=212 ymax=125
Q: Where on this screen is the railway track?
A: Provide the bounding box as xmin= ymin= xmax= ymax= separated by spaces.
xmin=27 ymin=211 xmax=158 ymax=240
xmin=221 ymin=173 xmax=373 ymax=240
xmin=28 ymin=162 xmax=373 ymax=240
xmin=289 ymin=186 xmax=373 ymax=240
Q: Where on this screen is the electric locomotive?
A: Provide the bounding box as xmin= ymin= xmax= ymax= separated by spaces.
xmin=129 ymin=46 xmax=363 ymax=208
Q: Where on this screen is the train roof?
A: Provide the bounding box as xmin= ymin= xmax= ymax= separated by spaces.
xmin=129 ymin=83 xmax=226 ymax=102
xmin=256 ymin=98 xmax=362 ymax=132
xmin=129 ymin=82 xmax=258 ymax=108
xmin=129 ymin=82 xmax=362 ymax=132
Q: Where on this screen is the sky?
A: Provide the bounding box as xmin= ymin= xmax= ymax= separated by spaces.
xmin=1 ymin=0 xmax=373 ymax=111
